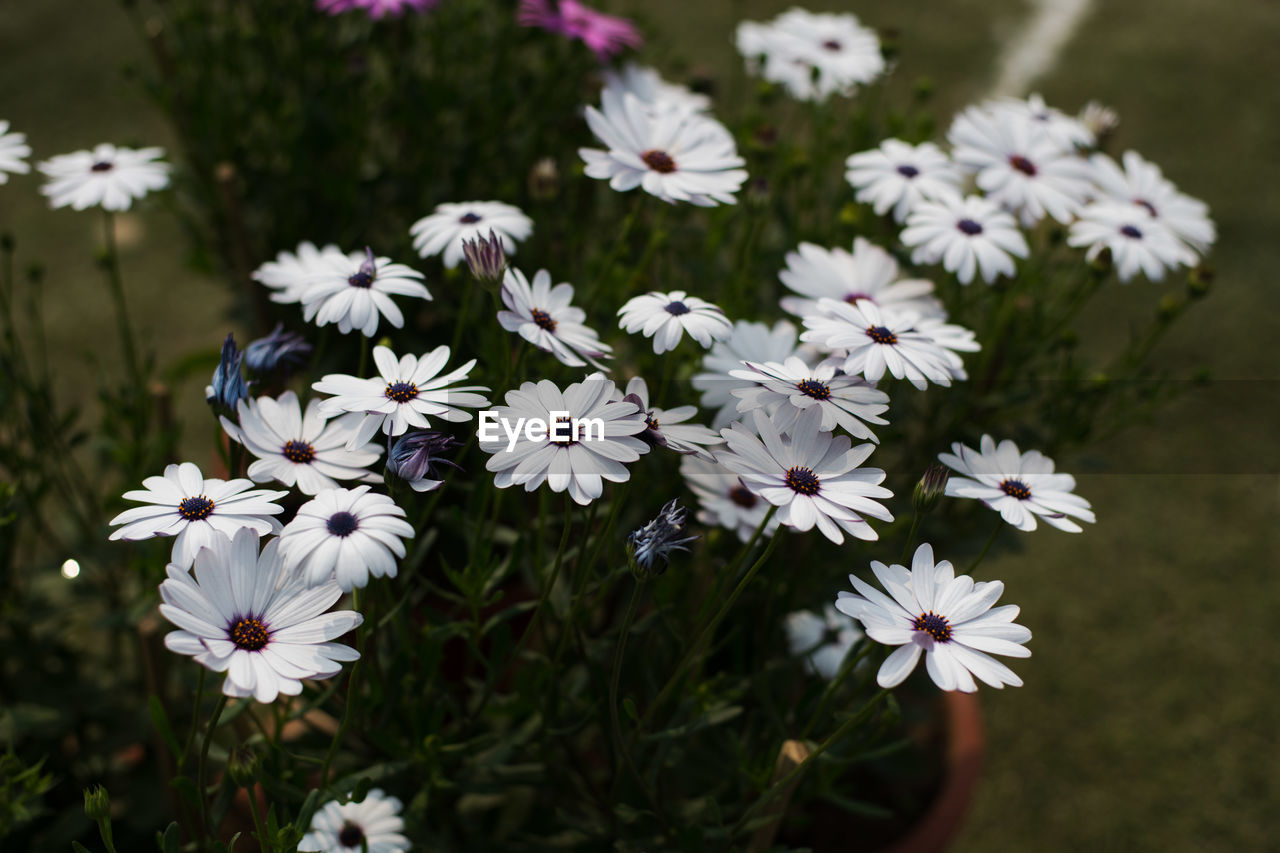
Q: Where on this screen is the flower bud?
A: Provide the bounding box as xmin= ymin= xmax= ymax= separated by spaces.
xmin=83 ymin=785 xmax=111 ymax=822
xmin=461 ymin=229 xmax=508 ymax=286
xmin=1187 ymin=265 xmax=1213 ymax=299
xmin=527 ymin=157 xmax=560 ymax=201
xmin=912 ymin=463 xmax=950 ymax=514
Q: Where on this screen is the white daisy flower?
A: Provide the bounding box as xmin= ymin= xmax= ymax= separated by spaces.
xmin=0 ymin=121 xmax=31 ymax=184
xmin=900 ymin=193 xmax=1030 ymax=284
xmin=716 ymin=407 xmax=893 ymax=544
xmin=778 ymin=238 xmax=944 ymax=320
xmin=298 ymin=788 xmax=410 ymax=853
xmin=291 ymin=247 xmax=431 ymax=338
xmin=621 ymin=375 xmax=722 ymax=459
xmin=1087 ymin=150 xmax=1216 ymax=254
xmin=692 ymin=320 xmax=802 ymax=429
xmin=279 ymin=486 xmax=415 ymax=591
xmin=844 ymin=139 xmax=964 ymax=222
xmin=158 ymin=529 xmax=362 ymax=703
xmin=219 ymin=391 xmax=382 ymax=496
xmin=800 ymin=299 xmax=975 ymax=390
xmin=736 ymin=8 xmax=884 ymax=102
xmin=679 ymin=454 xmax=780 ymax=543
xmin=409 ymin=200 xmax=533 ymax=269
xmin=313 ymin=345 xmax=490 ymax=448
xmin=784 ymin=604 xmax=864 ymax=680
xmin=253 ymin=241 xmax=346 ymax=305
xmin=618 ymin=290 xmax=732 ymax=354
xmin=948 ymin=105 xmax=1095 ymax=226
xmin=478 ymin=376 xmax=649 ymax=506
xmin=37 ymin=143 xmax=170 ymax=211
xmin=836 ymin=543 xmax=1032 ymax=692
xmin=730 ymin=356 xmax=889 ymax=442
xmin=579 ymin=90 xmax=747 ymax=207
xmin=938 ymin=434 xmax=1096 ymax=533
xmin=602 ymin=63 xmax=711 ymax=118
xmin=498 ymin=267 xmax=612 ymax=370
xmin=109 ymin=462 xmax=287 ymax=569
xmin=1067 ymin=202 xmax=1195 ymax=282
xmin=991 ymin=93 xmax=1096 ymax=154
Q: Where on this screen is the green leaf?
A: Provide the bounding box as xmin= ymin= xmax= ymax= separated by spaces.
xmin=622 ymin=698 xmax=639 ymax=722
xmin=71 ymin=843 xmax=93 ymax=853
xmin=148 ymin=696 xmax=181 ymax=758
xmin=155 ymin=821 xmax=181 ymax=853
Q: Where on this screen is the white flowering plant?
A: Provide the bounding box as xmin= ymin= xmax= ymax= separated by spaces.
xmin=0 ymin=2 xmax=1218 ymax=851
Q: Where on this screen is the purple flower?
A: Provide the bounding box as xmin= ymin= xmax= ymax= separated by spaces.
xmin=243 ymin=323 xmax=312 ymax=377
xmin=316 ymin=0 xmax=438 ymax=19
xmin=517 ymin=0 xmax=642 ymax=61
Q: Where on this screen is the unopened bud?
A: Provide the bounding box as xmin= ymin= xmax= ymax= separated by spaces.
xmin=461 ymin=229 xmax=507 ymax=286
xmin=1078 ymin=101 xmax=1120 ymax=146
xmin=527 ymin=157 xmax=559 ymax=201
xmin=83 ymin=785 xmax=111 ymax=822
xmin=1157 ymin=294 xmax=1181 ymax=322
xmin=1187 ymin=265 xmax=1213 ymax=299
xmin=912 ymin=464 xmax=950 ymax=514
xmin=227 ymin=744 xmax=262 ymax=788
xmin=1088 ymin=247 xmax=1113 ymax=276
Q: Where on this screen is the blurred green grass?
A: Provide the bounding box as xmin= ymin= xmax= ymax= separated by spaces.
xmin=2 ymin=0 xmax=1276 ymax=849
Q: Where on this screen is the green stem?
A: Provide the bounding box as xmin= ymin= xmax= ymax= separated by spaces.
xmin=321 ymin=589 xmax=363 ymax=788
xmin=197 ymin=695 xmax=228 ymax=848
xmin=608 ymin=580 xmax=643 ymax=786
xmin=100 ymin=210 xmax=143 ymax=386
xmin=586 ymin=196 xmax=643 ymax=304
xmin=899 ymin=512 xmax=922 ymax=564
xmin=179 ymin=668 xmax=207 ymax=771
xmin=244 ymin=778 xmax=272 ymax=853
xmin=449 ymin=275 xmax=475 ymax=356
xmin=966 ymin=517 xmax=1005 ymax=574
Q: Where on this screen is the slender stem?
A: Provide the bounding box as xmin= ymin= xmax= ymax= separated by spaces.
xmin=966 ymin=517 xmax=1005 ymax=574
xmin=197 ymin=695 xmax=228 ymax=848
xmin=900 ymin=512 xmax=922 ymax=564
xmin=800 ymin=642 xmax=877 ymax=740
xmin=730 ymin=689 xmax=891 ymax=843
xmin=321 ymin=590 xmax=363 ymax=788
xmin=100 ymin=210 xmax=143 ymax=385
xmin=449 ymin=275 xmax=475 ymax=356
xmin=357 ymin=333 xmax=370 ymax=379
xmin=585 ymin=196 xmax=643 ymax=304
xmin=608 ymin=580 xmax=643 ymax=783
xmin=179 ymin=668 xmax=207 ymax=771
xmin=244 ymin=779 xmax=271 ymax=853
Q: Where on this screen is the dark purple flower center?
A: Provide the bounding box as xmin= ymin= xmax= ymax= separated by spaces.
xmin=229 ymin=617 xmax=270 ymax=652
xmin=337 ymin=822 xmax=365 ymax=848
xmin=866 ymin=325 xmax=898 ymax=345
xmin=785 ymin=466 xmax=820 ymax=496
xmin=844 ymin=291 xmax=873 ymax=304
xmin=326 ymin=511 xmax=359 ymax=537
xmin=665 ymin=300 xmax=691 ymax=316
xmin=822 ymin=39 xmax=842 ymax=51
xmin=385 ymin=381 xmax=419 ymax=403
xmin=347 ymin=271 xmax=374 ymax=288
xmin=531 ymin=308 xmax=557 ymax=332
xmin=459 ymin=212 xmax=482 ymax=224
xmin=729 ymin=483 xmax=757 ymax=508
xmin=896 ymin=164 xmax=920 ymax=178
xmin=1009 ymin=155 xmax=1038 ymax=177
xmin=913 ymin=611 xmax=952 ymax=643
xmin=1119 ymin=224 xmax=1143 ymax=239
xmin=645 ymin=413 xmax=660 ymax=431
xmin=549 ymin=415 xmax=577 ymax=447
xmin=957 ymin=218 xmax=984 ymax=236
xmin=282 ymin=440 xmax=315 ymax=464
xmin=1000 ymin=478 xmax=1032 ymax=500
xmin=178 ymin=495 xmax=215 ymax=521
xmin=796 ymin=379 xmax=831 ymax=400
xmin=90 ymin=161 xmax=114 ymax=172
xmin=641 ymin=149 xmax=676 ymax=174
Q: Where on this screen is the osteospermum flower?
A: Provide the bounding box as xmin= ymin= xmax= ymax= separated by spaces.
xmin=618 ymin=290 xmax=732 ymax=354
xmin=243 ymin=323 xmax=312 ymax=378
xmin=410 ymin=201 xmax=533 ymax=270
xmin=294 ymin=247 xmax=431 ymax=338
xmin=478 ymin=376 xmax=648 ymax=506
xmin=844 ymin=139 xmax=964 ymax=222
xmin=948 ymin=104 xmax=1095 ymax=226
xmin=253 ymin=241 xmax=345 ymax=305
xmin=279 ymin=486 xmax=414 ymax=591
xmin=730 ymin=357 xmax=889 ymax=442
xmin=621 ymin=376 xmax=722 ymax=458
xmin=0 ymin=121 xmax=31 ymax=184
xmin=313 ymin=345 xmax=490 ymax=448
xmin=580 ymin=90 xmax=747 ymax=207
xmin=499 ymin=267 xmax=612 ymax=370
xmin=109 ymin=462 xmax=287 ymax=568
xmin=835 ymin=543 xmax=1031 ymax=692
xmin=206 ymin=333 xmax=251 ymax=414
xmin=627 ymin=499 xmax=698 ymax=576
xmin=800 ymin=299 xmax=976 ymax=390
xmin=298 ymin=788 xmax=410 ymax=853
xmin=692 ymin=320 xmax=802 ymax=429
xmin=220 ymin=391 xmax=381 ymax=495
xmin=778 ymin=238 xmax=943 ymax=320
xmin=316 ymin=0 xmax=436 ymax=18
xmin=37 ymin=143 xmax=169 ymax=211
xmin=159 ymin=530 xmax=361 ymax=703
xmin=717 ymin=408 xmax=893 ymax=544
xmin=518 ymin=0 xmax=642 ymax=61
xmin=385 ymin=430 xmax=460 ymax=493
xmin=900 ymin=193 xmax=1030 ymax=284
xmin=679 ymin=454 xmax=780 ymax=543
xmin=1086 ymin=150 xmax=1216 ymax=254
xmin=784 ymin=604 xmax=864 ymax=680
xmin=992 ymin=93 xmax=1096 ymax=154
xmin=938 ymin=434 xmax=1096 ymax=532
xmin=1067 ymin=202 xmax=1196 ymax=282
xmin=736 ymin=8 xmax=884 ymax=102
xmin=602 ymin=63 xmax=711 ymax=118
